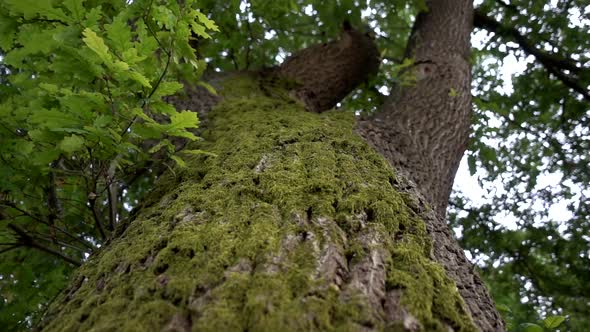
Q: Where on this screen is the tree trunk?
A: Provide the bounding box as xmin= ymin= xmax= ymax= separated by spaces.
xmin=357 ymin=0 xmax=473 ymax=218
xmin=39 ymin=1 xmax=505 ymax=331
xmin=355 ymin=1 xmax=504 ymax=330
xmin=38 ymin=73 xmax=501 ymax=331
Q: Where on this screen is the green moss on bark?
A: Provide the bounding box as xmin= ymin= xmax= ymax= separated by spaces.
xmin=41 ymin=73 xmax=476 ymax=331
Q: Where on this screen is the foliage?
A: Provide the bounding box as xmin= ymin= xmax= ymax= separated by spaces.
xmin=0 ymin=0 xmax=218 ymax=329
xmin=449 ymin=0 xmax=590 ymax=331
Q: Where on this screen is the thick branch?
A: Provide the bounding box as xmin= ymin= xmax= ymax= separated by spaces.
xmin=474 ymin=9 xmax=590 ymax=101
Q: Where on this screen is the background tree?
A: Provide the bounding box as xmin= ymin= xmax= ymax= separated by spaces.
xmin=0 ymin=0 xmax=587 ymax=331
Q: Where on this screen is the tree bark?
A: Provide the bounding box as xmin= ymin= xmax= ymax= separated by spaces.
xmin=357 ymin=0 xmax=472 ymax=218
xmin=38 ymin=73 xmax=499 ymax=331
xmin=354 ymin=0 xmax=503 ymax=330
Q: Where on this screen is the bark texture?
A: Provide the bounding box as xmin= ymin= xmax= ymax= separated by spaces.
xmin=278 ymin=21 xmax=380 ymax=113
xmin=356 ymin=0 xmax=472 ymax=217
xmin=39 ymin=74 xmax=478 ymax=331
xmin=355 ymin=0 xmax=504 ymax=330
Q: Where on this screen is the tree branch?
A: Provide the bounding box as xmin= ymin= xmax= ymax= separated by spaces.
xmin=1 ymin=198 xmax=96 ymax=250
xmin=8 ymin=224 xmax=82 ymax=266
xmin=0 ymin=244 xmax=21 ymax=255
xmin=106 ymin=160 xmax=119 ymax=231
xmin=474 ymin=9 xmax=589 ymax=101
xmin=46 ymin=165 xmax=64 ymax=242
xmin=88 ymin=194 xmax=107 ymax=240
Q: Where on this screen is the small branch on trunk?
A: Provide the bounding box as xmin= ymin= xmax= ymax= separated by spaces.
xmin=88 ymin=194 xmax=107 ymax=240
xmin=1 ymin=196 xmax=96 ymax=251
xmin=28 ymin=230 xmax=87 ymax=253
xmin=1 ymin=200 xmax=48 ymax=225
xmin=105 ymin=158 xmax=120 ymax=231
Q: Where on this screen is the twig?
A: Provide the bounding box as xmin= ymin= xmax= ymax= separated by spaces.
xmin=106 ymin=160 xmax=119 ymax=231
xmin=8 ymin=224 xmax=81 ymax=266
xmin=46 ymin=164 xmax=64 ymax=241
xmin=88 ymin=194 xmax=107 ymax=240
xmin=0 ymin=244 xmax=21 ymax=255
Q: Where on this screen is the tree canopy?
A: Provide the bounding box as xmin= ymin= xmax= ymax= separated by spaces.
xmin=0 ymin=0 xmax=588 ymax=331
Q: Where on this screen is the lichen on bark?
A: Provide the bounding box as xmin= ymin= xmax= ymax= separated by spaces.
xmin=39 ymin=74 xmax=477 ymax=331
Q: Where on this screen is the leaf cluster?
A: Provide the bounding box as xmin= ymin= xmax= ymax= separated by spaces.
xmin=0 ymin=0 xmax=218 ymax=329
xmin=453 ymin=0 xmax=590 ymax=330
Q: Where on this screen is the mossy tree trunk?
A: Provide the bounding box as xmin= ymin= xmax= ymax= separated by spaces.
xmin=39 ymin=75 xmax=500 ymax=331
xmin=39 ymin=0 xmax=506 ymax=330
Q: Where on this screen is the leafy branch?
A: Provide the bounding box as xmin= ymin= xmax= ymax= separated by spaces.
xmin=474 ymin=9 xmax=590 ymax=101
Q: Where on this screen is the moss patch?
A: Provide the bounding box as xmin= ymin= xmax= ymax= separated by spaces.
xmin=41 ymin=73 xmax=476 ymax=331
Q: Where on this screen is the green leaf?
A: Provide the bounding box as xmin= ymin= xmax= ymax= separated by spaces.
xmin=59 ymin=135 xmax=85 ymax=153
xmin=106 ymin=13 xmax=132 ymax=51
xmin=50 ymin=128 xmax=89 ymax=135
xmin=414 ymin=0 xmax=428 ymax=12
xmin=94 ymin=115 xmax=113 ymax=128
xmin=197 ymin=81 xmax=217 ymax=95
xmin=82 ymin=28 xmax=111 ymax=63
xmin=28 ymin=109 xmax=79 ymax=129
xmin=110 ymin=60 xmax=130 ymax=72
xmin=39 ymin=83 xmax=60 ymax=94
xmin=14 ymin=141 xmax=35 ymax=156
xmin=132 ymin=123 xmax=162 ymax=139
xmin=195 ymin=10 xmax=219 ymax=31
xmin=521 ymin=323 xmax=544 ymax=332
xmin=148 ymin=139 xmax=173 ymax=154
xmin=543 ymin=316 xmax=565 ymax=329
xmin=170 ymin=111 xmax=199 ymax=129
xmin=153 ymin=5 xmax=176 ymax=29
xmin=180 ymin=149 xmax=217 ymax=157
xmin=63 ymin=0 xmax=84 ymax=21
xmin=155 ymin=81 xmax=184 ymax=97
xmin=15 ymin=25 xmax=59 ymax=55
xmin=0 ymin=11 xmax=18 ymax=49
xmin=129 ymin=107 xmax=157 ymax=123
xmin=84 ymin=6 xmax=102 ymax=26
xmin=122 ymin=48 xmax=147 ymax=64
xmin=166 ymin=111 xmax=199 ymax=140
xmin=448 ymin=87 xmax=458 ymax=97
xmin=467 ymin=155 xmax=477 ymax=176
xmin=479 ymin=145 xmax=498 ymax=164
xmin=150 ymin=102 xmax=177 ymax=116
xmin=5 ymin=0 xmax=69 ymax=21
xmin=170 ymin=155 xmax=187 ymax=168
xmin=190 ymin=23 xmax=211 ymax=39
xmin=128 ymin=71 xmax=152 ymax=88
xmin=35 ymin=149 xmax=60 ymax=166
xmin=496 ymin=303 xmax=511 ymax=313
